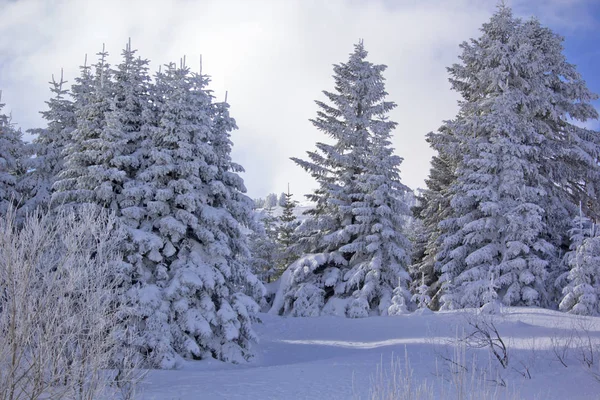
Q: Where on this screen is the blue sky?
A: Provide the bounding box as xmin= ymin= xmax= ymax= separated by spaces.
xmin=516 ymin=0 xmax=600 ymax=130
xmin=562 ymin=21 xmax=600 ymax=131
xmin=0 ymin=0 xmax=598 ymax=198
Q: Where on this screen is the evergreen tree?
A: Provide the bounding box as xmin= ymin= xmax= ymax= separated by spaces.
xmin=278 ymin=192 xmax=286 ymax=207
xmin=275 ymin=185 xmax=300 ymax=275
xmin=273 ymin=42 xmax=412 ymax=317
xmin=53 ymin=46 xmax=114 ymax=206
xmin=253 ymin=197 xmax=266 ymax=209
xmin=410 ymin=126 xmax=458 ymax=309
xmin=265 ymin=193 xmax=277 ymax=209
xmin=559 ymin=214 xmax=600 ymax=315
xmin=249 ymin=206 xmax=280 ymax=283
xmin=19 ymin=71 xmax=76 ymax=214
xmin=0 ymin=95 xmax=26 ymax=216
xmin=432 ymin=5 xmax=599 ymax=310
xmin=132 ymin=62 xmax=261 ymax=368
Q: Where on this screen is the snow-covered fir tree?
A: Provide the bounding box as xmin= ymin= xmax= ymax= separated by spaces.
xmin=559 ymin=213 xmax=600 ymax=315
xmin=278 ymin=192 xmax=286 ymax=207
xmin=19 ymin=71 xmax=76 ymax=214
xmin=0 ymin=95 xmax=26 ymax=217
xmin=410 ymin=125 xmax=458 ymax=310
xmin=272 ymin=41 xmax=412 ymax=318
xmin=275 ymin=185 xmax=300 ymax=274
xmin=131 ymin=61 xmax=261 ymax=368
xmin=249 ymin=205 xmax=280 ymax=283
xmin=265 ymin=193 xmax=277 ymax=209
xmin=411 ymin=273 xmax=431 ymax=310
xmin=53 ymin=46 xmax=114 ymax=206
xmin=431 ymin=5 xmax=599 ymax=310
xmin=52 ymin=44 xmax=157 ymax=370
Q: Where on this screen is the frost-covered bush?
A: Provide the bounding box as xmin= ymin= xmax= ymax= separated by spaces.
xmin=0 ymin=204 xmax=140 ymax=399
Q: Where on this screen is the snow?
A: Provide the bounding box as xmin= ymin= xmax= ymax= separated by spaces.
xmin=138 ymin=307 xmax=600 ymax=399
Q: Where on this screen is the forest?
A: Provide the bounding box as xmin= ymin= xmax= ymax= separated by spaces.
xmin=0 ymin=3 xmax=599 ymax=399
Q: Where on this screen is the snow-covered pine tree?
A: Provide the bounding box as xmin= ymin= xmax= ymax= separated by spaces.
xmin=265 ymin=193 xmax=277 ymax=209
xmin=249 ymin=205 xmax=280 ymax=283
xmin=559 ymin=213 xmax=600 ymax=315
xmin=411 ymin=273 xmax=431 ymax=310
xmin=104 ymin=40 xmax=152 ymax=226
xmin=132 ymin=61 xmax=261 ymax=368
xmin=52 ymin=43 xmax=156 ymax=369
xmin=210 ymin=91 xmax=264 ymax=303
xmin=19 ymin=71 xmax=76 ymax=214
xmin=434 ymin=5 xmax=599 ymax=310
xmin=53 ymin=46 xmax=114 ymax=206
xmin=275 ymin=185 xmax=300 ymax=275
xmin=0 ymin=94 xmax=27 ymax=217
xmin=274 ymin=41 xmax=412 ymax=318
xmin=253 ymin=197 xmax=265 ymax=209
xmin=278 ymin=192 xmax=286 ymax=207
xmin=351 ymin=113 xmax=412 ymax=316
xmin=410 ymin=125 xmax=458 ymax=310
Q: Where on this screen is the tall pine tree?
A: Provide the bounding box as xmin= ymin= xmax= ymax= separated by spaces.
xmin=19 ymin=71 xmax=76 ymax=214
xmin=272 ymin=42 xmax=412 ymax=317
xmin=430 ymin=5 xmax=599 ymax=310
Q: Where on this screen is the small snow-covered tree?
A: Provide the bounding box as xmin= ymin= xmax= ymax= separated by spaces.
xmin=275 ymin=185 xmax=301 ymax=275
xmin=249 ymin=206 xmax=280 ymax=283
xmin=559 ymin=214 xmax=600 ymax=315
xmin=19 ymin=71 xmax=76 ymax=214
xmin=278 ymin=192 xmax=286 ymax=207
xmin=253 ymin=197 xmax=265 ymax=209
xmin=265 ymin=193 xmax=277 ymax=209
xmin=0 ymin=95 xmax=26 ymax=217
xmin=273 ymin=41 xmax=412 ymax=318
xmin=411 ymin=273 xmax=431 ymax=311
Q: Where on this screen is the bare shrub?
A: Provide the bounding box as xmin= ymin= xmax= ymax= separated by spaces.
xmin=0 ymin=204 xmax=142 ymax=399
xmin=462 ymin=317 xmax=509 ymax=369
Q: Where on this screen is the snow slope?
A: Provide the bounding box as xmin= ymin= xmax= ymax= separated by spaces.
xmin=139 ymin=308 xmax=600 ymax=399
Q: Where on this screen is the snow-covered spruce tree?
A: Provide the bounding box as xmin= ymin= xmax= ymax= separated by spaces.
xmin=0 ymin=96 xmax=27 ymax=217
xmin=210 ymin=92 xmax=264 ymax=303
xmin=249 ymin=205 xmax=280 ymax=283
xmin=559 ymin=214 xmax=600 ymax=315
xmin=53 ymin=46 xmax=114 ymax=206
xmin=410 ymin=125 xmax=458 ymax=310
xmin=19 ymin=71 xmax=76 ymax=215
xmin=265 ymin=193 xmax=277 ymax=209
xmin=52 ymin=44 xmax=158 ymax=371
xmin=275 ymin=185 xmax=301 ymax=275
xmin=434 ymin=5 xmax=599 ymax=310
xmin=278 ymin=192 xmax=286 ymax=207
xmin=132 ymin=62 xmax=261 ymax=368
xmin=273 ymin=42 xmax=412 ymax=317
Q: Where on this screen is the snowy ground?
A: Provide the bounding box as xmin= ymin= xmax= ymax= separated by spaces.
xmin=139 ymin=308 xmax=600 ymax=399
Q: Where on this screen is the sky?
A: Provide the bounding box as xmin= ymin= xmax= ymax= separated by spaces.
xmin=0 ymin=0 xmax=599 ymax=200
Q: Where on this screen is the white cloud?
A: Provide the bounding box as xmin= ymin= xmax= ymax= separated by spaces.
xmin=0 ymin=0 xmax=596 ymax=198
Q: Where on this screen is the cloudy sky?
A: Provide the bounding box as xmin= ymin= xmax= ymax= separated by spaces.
xmin=1 ymin=0 xmax=599 ymax=200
